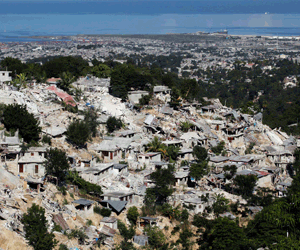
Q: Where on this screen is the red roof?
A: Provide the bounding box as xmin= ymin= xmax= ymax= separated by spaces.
xmin=47 ymin=85 xmax=76 ymax=107
xmin=257 ymin=171 xmax=269 ymax=176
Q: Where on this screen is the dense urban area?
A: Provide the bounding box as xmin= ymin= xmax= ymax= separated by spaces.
xmin=1 ymin=33 xmax=300 ymax=250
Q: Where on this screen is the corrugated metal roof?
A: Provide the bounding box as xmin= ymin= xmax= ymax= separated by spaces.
xmin=101 ymin=200 xmax=127 ymax=213
xmin=53 ymin=213 xmax=69 ymax=231
xmin=72 ymin=199 xmax=95 ymax=206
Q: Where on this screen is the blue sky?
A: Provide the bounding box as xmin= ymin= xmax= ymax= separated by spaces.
xmin=1 ymin=0 xmax=300 ymax=14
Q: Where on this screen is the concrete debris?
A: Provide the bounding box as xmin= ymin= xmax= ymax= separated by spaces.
xmin=0 ymin=78 xmax=298 ymax=248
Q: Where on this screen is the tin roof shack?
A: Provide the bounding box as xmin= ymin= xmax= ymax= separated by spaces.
xmin=72 ymin=199 xmax=95 ymax=218
xmin=91 ymin=137 xmax=133 ymax=163
xmin=100 ymin=216 xmax=118 ymax=230
xmin=138 ymin=152 xmax=162 ymax=169
xmin=47 ymin=85 xmax=76 ymax=107
xmin=113 ymin=163 xmax=128 ymax=175
xmin=209 ymin=156 xmax=229 ymax=173
xmin=101 ymin=191 xmax=137 ymax=206
xmin=153 ymin=85 xmax=171 ymax=95
xmin=78 ymin=163 xmax=114 ymax=185
xmin=100 ymin=200 xmax=127 ymax=215
xmin=18 ymin=150 xmax=46 ymax=177
xmin=174 ymin=171 xmax=189 ymax=186
xmin=42 ymin=126 xmax=67 ymax=138
xmin=178 ymin=148 xmax=194 ymax=162
xmin=200 ymin=105 xmax=218 ymax=115
xmin=229 ymin=155 xmax=260 ymax=169
xmin=180 ymin=132 xmax=206 ymax=148
xmin=115 ymin=130 xmax=137 ymax=138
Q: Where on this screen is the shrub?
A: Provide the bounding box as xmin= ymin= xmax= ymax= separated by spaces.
xmin=66 ymin=120 xmax=90 ymax=147
xmin=94 ymin=206 xmax=111 ymax=217
xmin=127 ymin=206 xmax=139 ymax=225
xmin=106 ymin=116 xmax=123 ymax=133
xmin=100 ymin=208 xmax=112 ymax=217
xmin=41 ymin=135 xmax=52 ymax=145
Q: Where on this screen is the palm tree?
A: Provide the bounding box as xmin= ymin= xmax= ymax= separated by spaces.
xmin=58 ymin=71 xmax=76 ymax=92
xmin=146 ymin=137 xmax=167 ymax=158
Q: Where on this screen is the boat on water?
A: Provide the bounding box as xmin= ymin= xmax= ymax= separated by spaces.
xmin=212 ymin=29 xmax=228 ymax=35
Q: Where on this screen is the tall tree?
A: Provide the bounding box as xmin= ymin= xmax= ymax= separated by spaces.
xmin=233 ymin=174 xmax=257 ymax=198
xmin=194 ymin=216 xmax=248 ymax=250
xmin=22 ymin=203 xmax=57 ymax=250
xmin=58 ymin=71 xmax=76 ymax=92
xmin=66 ymin=119 xmax=90 ymax=147
xmin=146 ymin=165 xmax=175 ymax=204
xmin=193 ymin=146 xmax=208 ymax=163
xmin=84 ymin=109 xmax=99 ymax=137
xmin=2 ymin=104 xmax=41 ymax=142
xmin=44 ymin=148 xmax=70 ymax=182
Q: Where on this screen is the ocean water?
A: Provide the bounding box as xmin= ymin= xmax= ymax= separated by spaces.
xmin=0 ymin=1 xmax=300 ymax=41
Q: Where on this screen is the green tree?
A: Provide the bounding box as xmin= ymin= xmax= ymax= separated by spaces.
xmin=233 ymin=174 xmax=257 ymax=198
xmin=117 ymin=220 xmax=135 ymax=250
xmin=84 ymin=109 xmax=99 ymax=137
xmin=246 ymin=198 xmax=292 ymax=248
xmin=166 ymin=145 xmax=179 ymax=162
xmin=127 ymin=206 xmax=139 ymax=225
xmin=145 ymin=166 xmax=175 ymax=206
xmin=177 ymin=227 xmax=194 ymax=250
xmin=22 ymin=203 xmax=57 ymax=250
xmin=139 ymin=94 xmax=151 ymax=106
xmin=100 ymin=207 xmax=111 ymax=217
xmin=180 ymin=121 xmax=193 ymax=132
xmin=58 ymin=71 xmax=76 ymax=92
xmin=189 ymin=161 xmax=209 ymax=181
xmin=66 ymin=171 xmax=102 ymax=195
xmin=2 ymin=104 xmax=41 ymax=143
xmin=44 ymin=148 xmax=70 ymax=182
xmin=181 ymin=209 xmax=189 ymax=222
xmin=211 ymin=141 xmax=225 ymax=155
xmin=0 ymin=57 xmax=26 ymax=77
xmin=12 ymin=73 xmax=28 ymax=89
xmin=195 ymin=216 xmax=248 ymax=250
xmin=145 ymin=226 xmax=167 ymax=249
xmin=90 ymin=63 xmax=111 ymax=78
xmin=212 ymin=194 xmax=229 ymax=217
xmin=66 ymin=119 xmax=90 ymax=147
xmin=223 ymin=165 xmax=237 ymax=180
xmin=67 ymin=229 xmax=88 ymax=245
xmin=106 ymin=116 xmax=123 ymax=133
xmin=42 ymin=56 xmax=88 ymax=78
xmin=192 ymin=146 xmax=208 ymax=162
